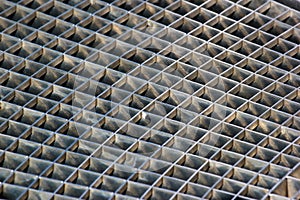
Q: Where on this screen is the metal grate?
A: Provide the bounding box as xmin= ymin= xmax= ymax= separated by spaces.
xmin=0 ymin=0 xmax=299 ymax=199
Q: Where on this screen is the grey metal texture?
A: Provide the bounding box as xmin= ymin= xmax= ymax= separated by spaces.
xmin=0 ymin=0 xmax=299 ymax=199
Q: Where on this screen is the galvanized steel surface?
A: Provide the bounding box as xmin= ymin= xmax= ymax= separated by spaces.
xmin=0 ymin=0 xmax=299 ymax=199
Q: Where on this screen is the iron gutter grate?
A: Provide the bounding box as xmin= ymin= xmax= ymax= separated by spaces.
xmin=0 ymin=0 xmax=299 ymax=199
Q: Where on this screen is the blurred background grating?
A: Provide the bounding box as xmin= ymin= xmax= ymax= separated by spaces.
xmin=0 ymin=0 xmax=299 ymax=199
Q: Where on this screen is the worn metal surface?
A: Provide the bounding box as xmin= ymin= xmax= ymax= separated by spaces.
xmin=0 ymin=0 xmax=299 ymax=199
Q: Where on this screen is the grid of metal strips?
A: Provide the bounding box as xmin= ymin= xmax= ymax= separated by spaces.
xmin=0 ymin=0 xmax=299 ymax=199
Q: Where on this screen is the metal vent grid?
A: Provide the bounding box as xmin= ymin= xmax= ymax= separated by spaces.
xmin=0 ymin=0 xmax=299 ymax=199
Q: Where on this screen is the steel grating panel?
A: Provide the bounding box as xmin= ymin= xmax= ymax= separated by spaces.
xmin=0 ymin=0 xmax=299 ymax=199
